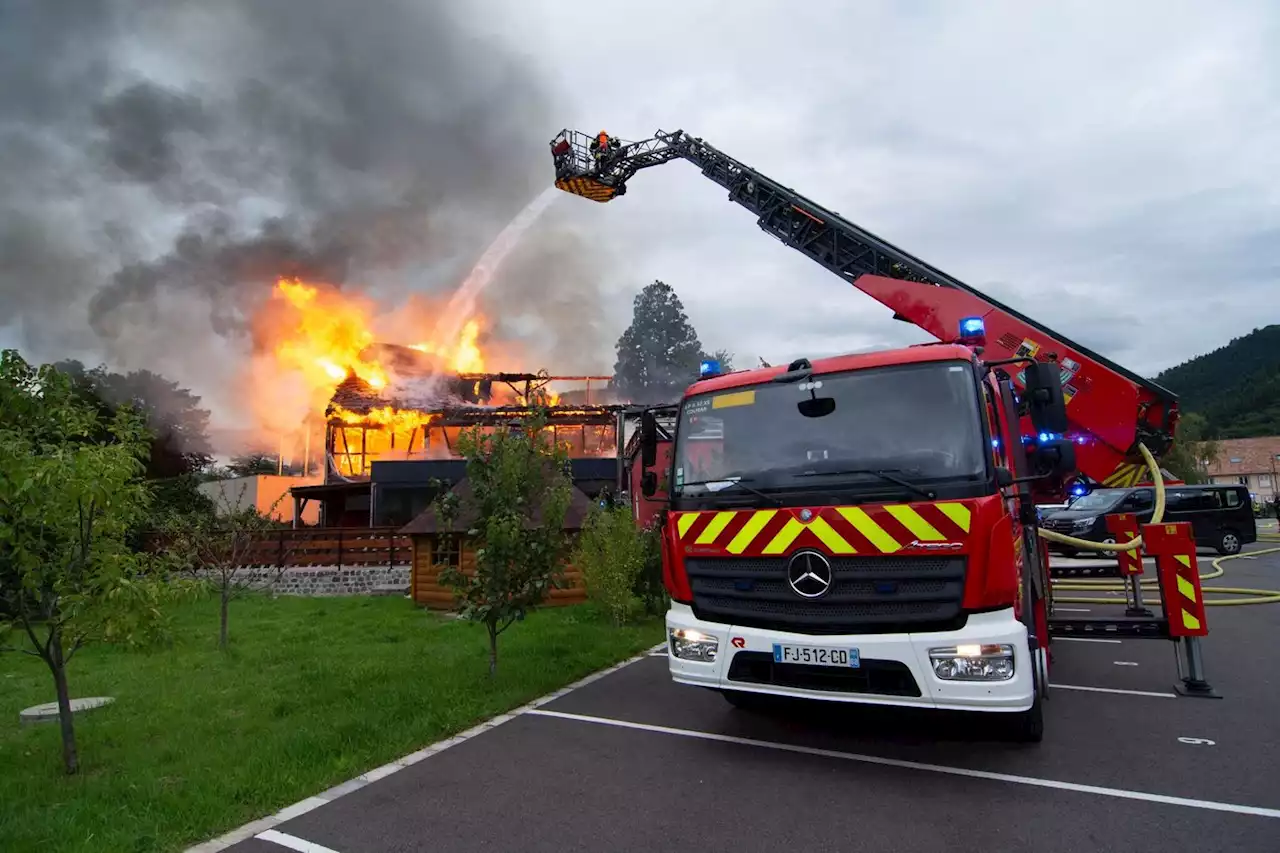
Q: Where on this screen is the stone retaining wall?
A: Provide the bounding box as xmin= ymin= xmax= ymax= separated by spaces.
xmin=206 ymin=565 xmax=411 ymax=597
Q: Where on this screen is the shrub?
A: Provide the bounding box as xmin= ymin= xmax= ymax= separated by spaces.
xmin=575 ymin=504 xmax=650 ymax=625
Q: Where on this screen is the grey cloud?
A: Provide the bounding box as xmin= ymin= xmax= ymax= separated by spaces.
xmin=0 ymin=0 xmax=600 ymax=447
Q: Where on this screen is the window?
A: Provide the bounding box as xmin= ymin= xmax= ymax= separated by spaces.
xmin=1261 ymin=474 xmax=1273 ymax=488
xmin=673 ymin=361 xmax=988 ymax=497
xmin=433 ymin=535 xmax=462 ymax=568
xmin=1223 ymin=489 xmax=1242 ymax=508
xmin=1121 ymin=489 xmax=1155 ymax=512
xmin=1238 ymin=476 xmax=1249 ymax=486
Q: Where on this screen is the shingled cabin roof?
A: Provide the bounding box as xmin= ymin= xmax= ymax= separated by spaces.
xmin=398 ymin=478 xmax=597 ymax=535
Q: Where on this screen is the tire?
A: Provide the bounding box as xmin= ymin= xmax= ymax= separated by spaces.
xmin=1088 ymin=536 xmax=1116 ymax=556
xmin=1216 ymin=529 xmax=1242 ymax=556
xmin=1011 ymin=695 xmax=1045 ymax=743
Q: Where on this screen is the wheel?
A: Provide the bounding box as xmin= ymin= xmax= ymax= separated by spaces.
xmin=1216 ymin=530 xmax=1242 ymax=556
xmin=1011 ymin=695 xmax=1045 ymax=743
xmin=1089 ymin=536 xmax=1116 ymax=556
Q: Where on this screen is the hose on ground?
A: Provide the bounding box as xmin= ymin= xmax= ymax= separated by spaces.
xmin=1051 ymin=546 xmax=1280 ymax=606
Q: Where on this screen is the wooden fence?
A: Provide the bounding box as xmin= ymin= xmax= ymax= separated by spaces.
xmin=145 ymin=527 xmax=413 ymax=569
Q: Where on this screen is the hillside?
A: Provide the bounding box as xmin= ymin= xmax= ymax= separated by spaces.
xmin=1153 ymin=324 xmax=1280 ymax=438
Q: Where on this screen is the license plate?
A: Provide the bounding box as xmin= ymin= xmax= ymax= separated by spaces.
xmin=772 ymin=643 xmax=860 ymax=668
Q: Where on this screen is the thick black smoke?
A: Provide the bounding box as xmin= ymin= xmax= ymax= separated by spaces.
xmin=0 ymin=0 xmax=601 ymax=442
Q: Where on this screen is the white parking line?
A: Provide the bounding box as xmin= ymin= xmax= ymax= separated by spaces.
xmin=257 ymin=829 xmax=342 ymax=852
xmin=527 ymin=708 xmax=1278 ymax=819
xmin=1051 ymin=683 xmax=1175 ymax=699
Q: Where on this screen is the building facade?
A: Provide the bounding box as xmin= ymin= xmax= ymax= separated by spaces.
xmin=1202 ymin=436 xmax=1280 ymax=504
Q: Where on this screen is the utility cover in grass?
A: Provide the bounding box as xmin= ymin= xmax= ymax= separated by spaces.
xmin=19 ymin=697 xmax=114 ymax=726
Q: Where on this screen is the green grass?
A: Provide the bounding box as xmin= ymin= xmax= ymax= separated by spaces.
xmin=0 ymin=595 xmax=663 ymax=853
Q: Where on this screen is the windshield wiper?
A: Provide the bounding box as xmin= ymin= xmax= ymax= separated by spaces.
xmin=795 ymin=468 xmax=937 ymax=501
xmin=677 ymin=478 xmax=782 ymax=506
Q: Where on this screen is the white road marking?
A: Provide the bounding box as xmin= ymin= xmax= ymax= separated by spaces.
xmin=1178 ymin=737 xmax=1217 ymax=746
xmin=1051 ymin=683 xmax=1175 ymax=698
xmin=257 ymin=829 xmax=343 ymax=853
xmin=527 ymin=709 xmax=1280 ymax=819
xmin=1113 ymin=661 xmax=1141 ymax=667
xmin=1055 ymin=637 xmax=1122 ymax=644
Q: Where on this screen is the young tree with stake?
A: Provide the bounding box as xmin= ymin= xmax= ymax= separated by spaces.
xmin=0 ymin=351 xmax=175 ymax=775
xmin=435 ymin=410 xmax=573 ymax=675
xmin=160 ymin=491 xmax=290 ymax=650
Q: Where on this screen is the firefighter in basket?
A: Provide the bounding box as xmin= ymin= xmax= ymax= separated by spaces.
xmin=589 ymin=130 xmax=618 ymax=172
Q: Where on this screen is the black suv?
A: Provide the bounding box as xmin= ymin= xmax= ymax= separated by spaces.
xmin=1041 ymin=484 xmax=1256 ymax=556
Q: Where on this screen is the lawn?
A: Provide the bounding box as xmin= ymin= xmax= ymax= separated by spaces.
xmin=0 ymin=595 xmax=663 ymax=853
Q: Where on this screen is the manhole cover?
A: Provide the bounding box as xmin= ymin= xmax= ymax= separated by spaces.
xmin=20 ymin=697 xmax=115 ymax=726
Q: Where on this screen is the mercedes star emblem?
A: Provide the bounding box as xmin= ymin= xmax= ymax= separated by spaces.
xmin=798 ymin=508 xmax=813 ymax=521
xmin=786 ymin=550 xmax=833 ymax=599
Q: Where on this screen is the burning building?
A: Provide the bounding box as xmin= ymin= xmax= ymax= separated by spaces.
xmin=256 ymin=278 xmax=630 ymax=528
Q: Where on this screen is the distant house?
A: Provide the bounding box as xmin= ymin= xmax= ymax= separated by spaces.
xmin=399 ymin=478 xmax=597 ymax=610
xmin=1201 ymin=436 xmax=1280 ymax=502
xmin=199 ymin=474 xmax=324 ymax=525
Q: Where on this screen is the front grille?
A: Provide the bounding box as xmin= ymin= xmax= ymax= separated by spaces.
xmin=686 ymin=555 xmax=966 ymax=635
xmin=727 ymin=652 xmax=921 ymax=697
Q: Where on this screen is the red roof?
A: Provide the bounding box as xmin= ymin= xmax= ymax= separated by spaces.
xmin=1202 ymin=436 xmax=1280 ymax=476
xmin=684 ymin=343 xmax=976 ymax=396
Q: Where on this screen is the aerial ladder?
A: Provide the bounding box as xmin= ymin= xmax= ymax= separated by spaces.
xmin=550 ymin=129 xmax=1180 ymax=501
xmin=551 ymin=129 xmax=1222 ymax=692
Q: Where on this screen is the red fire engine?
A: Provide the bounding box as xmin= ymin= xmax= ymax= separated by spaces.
xmin=552 ymin=128 xmax=1209 ymax=741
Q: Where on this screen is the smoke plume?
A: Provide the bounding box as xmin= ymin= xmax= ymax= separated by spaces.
xmin=0 ymin=0 xmax=604 ymax=449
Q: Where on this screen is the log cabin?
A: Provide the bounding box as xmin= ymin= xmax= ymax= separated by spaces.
xmin=400 ymin=477 xmax=598 ymax=610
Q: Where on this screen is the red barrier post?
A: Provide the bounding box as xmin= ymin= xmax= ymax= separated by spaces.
xmin=1107 ymin=513 xmax=1150 ymax=616
xmin=1141 ymin=521 xmax=1219 ymax=698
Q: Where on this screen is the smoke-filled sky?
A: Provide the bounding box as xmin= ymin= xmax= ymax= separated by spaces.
xmin=2 ymin=0 xmax=1278 ymax=447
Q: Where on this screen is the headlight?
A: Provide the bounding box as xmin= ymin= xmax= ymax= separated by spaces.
xmin=1071 ymin=517 xmax=1096 ymax=531
xmin=928 ymin=644 xmax=1015 ymax=681
xmin=669 ymin=628 xmax=718 ymax=662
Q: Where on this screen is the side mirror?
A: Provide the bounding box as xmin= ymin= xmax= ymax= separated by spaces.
xmin=1032 ymin=438 xmax=1077 ymax=478
xmin=995 ymin=467 xmax=1015 ymax=488
xmin=1023 ymin=362 xmax=1069 ymax=435
xmin=640 ymin=411 xmax=657 ymax=469
xmin=641 ymin=471 xmax=658 ymax=497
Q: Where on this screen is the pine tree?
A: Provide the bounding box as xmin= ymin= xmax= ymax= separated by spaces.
xmin=613 ymin=281 xmax=705 ymax=403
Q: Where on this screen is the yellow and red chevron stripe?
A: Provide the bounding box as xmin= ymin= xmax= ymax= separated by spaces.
xmin=672 ymin=501 xmax=974 ymax=557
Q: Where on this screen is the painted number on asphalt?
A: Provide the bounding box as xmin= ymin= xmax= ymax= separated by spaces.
xmin=1177 ymin=737 xmax=1216 ymax=746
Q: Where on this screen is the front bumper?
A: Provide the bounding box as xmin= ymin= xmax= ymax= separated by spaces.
xmin=666 ymin=603 xmax=1033 ymax=712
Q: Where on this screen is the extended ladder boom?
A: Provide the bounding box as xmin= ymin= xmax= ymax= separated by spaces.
xmin=550 ymin=128 xmax=1179 ymax=490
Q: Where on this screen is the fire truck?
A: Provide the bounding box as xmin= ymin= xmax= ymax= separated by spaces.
xmin=551 ymin=129 xmax=1182 ymax=741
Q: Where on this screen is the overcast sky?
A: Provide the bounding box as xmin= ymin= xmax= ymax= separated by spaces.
xmin=492 ymin=0 xmax=1280 ymax=377
xmin=1 ymin=0 xmax=1277 ymax=433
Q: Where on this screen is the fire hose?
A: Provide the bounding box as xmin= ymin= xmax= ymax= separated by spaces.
xmin=1035 ymin=443 xmax=1280 ymax=606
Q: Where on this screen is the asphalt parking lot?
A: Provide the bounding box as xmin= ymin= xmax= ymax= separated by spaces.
xmin=219 ymin=543 xmax=1280 ymax=853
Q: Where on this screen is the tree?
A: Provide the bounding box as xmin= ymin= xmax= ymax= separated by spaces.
xmin=703 ymin=349 xmax=734 ymax=372
xmin=54 ymin=360 xmax=214 ymax=479
xmin=1163 ymin=412 xmax=1219 ymax=484
xmin=225 ymin=452 xmax=299 ymax=477
xmin=159 ymin=491 xmax=289 ymax=650
xmin=435 ymin=413 xmax=573 ymax=675
xmin=574 ymin=504 xmax=649 ymax=626
xmin=0 ymin=351 xmax=175 ymax=774
xmin=613 ymin=281 xmax=706 ymax=403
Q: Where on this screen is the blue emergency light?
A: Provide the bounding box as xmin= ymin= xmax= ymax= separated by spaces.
xmin=699 ymin=359 xmax=721 ymax=377
xmin=958 ymin=316 xmax=985 ymax=339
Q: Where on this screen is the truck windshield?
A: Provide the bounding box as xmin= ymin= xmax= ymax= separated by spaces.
xmin=673 ymin=361 xmax=988 ymax=499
